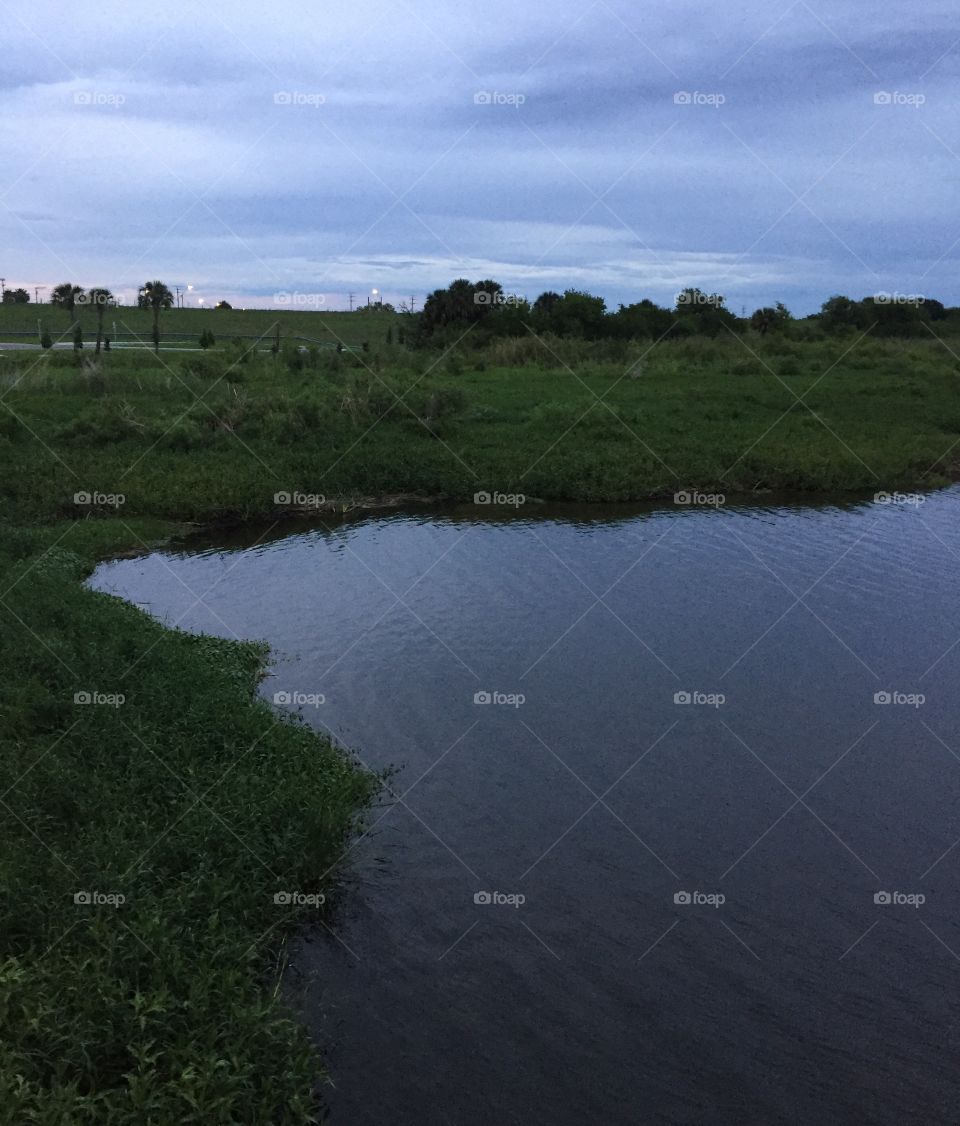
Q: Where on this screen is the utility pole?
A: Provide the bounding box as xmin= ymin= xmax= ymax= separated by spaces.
xmin=348 ymin=292 xmax=355 ymax=312
xmin=34 ymin=286 xmax=44 ymax=304
xmin=409 ymin=294 xmax=416 ymax=314
xmin=0 ymin=279 xmax=5 ymax=301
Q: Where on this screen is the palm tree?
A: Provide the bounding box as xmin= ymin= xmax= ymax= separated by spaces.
xmin=139 ymin=280 xmax=174 ymax=354
xmin=86 ymin=288 xmax=115 ymax=354
xmin=51 ymin=282 xmax=83 ymax=324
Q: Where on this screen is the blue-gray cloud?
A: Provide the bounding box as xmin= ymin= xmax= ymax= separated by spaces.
xmin=1 ymin=0 xmax=959 ymax=313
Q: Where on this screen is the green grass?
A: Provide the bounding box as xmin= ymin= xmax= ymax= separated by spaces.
xmin=0 ymin=305 xmax=400 ymax=348
xmin=0 ymin=520 xmax=378 ymax=1121
xmin=2 ymin=334 xmax=959 ymax=527
xmin=2 ymin=329 xmax=960 ymax=1119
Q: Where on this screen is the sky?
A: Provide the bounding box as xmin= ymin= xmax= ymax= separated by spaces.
xmin=2 ymin=0 xmax=959 ymax=315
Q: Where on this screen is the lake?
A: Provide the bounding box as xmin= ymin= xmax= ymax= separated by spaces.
xmin=90 ymin=489 xmax=960 ymax=1124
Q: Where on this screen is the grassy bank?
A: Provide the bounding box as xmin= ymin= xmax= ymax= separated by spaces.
xmin=2 ymin=333 xmax=960 ymax=527
xmin=2 ymin=329 xmax=959 ymax=1119
xmin=0 ymin=519 xmax=378 ymax=1122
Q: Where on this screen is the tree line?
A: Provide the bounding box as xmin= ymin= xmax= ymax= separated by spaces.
xmin=414 ymin=279 xmax=957 ymax=344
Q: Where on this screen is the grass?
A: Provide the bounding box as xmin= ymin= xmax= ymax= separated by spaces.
xmin=2 ymin=333 xmax=960 ymax=528
xmin=0 ymin=519 xmax=379 ymax=1121
xmin=2 ymin=328 xmax=960 ymax=1119
xmin=0 ymin=305 xmax=401 ymax=348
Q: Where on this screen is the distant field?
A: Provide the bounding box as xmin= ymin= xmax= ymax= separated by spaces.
xmin=0 ymin=304 xmax=402 ymax=346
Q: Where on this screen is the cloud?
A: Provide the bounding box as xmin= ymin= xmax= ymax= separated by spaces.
xmin=1 ymin=0 xmax=959 ymax=312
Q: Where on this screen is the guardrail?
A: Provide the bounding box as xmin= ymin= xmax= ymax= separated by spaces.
xmin=0 ymin=329 xmax=368 ymax=352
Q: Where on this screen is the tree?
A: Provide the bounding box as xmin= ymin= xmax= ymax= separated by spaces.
xmin=750 ymin=307 xmax=789 ymax=335
xmin=532 ymin=291 xmax=562 ymax=316
xmin=611 ymin=299 xmax=674 ymax=340
xmin=85 ymin=288 xmax=115 ymax=354
xmin=419 ymin=278 xmax=500 ymax=338
xmin=819 ymin=295 xmax=861 ymax=333
xmin=674 ymin=288 xmax=737 ymax=336
xmin=215 ymin=300 xmax=233 ymax=310
xmin=6 ymin=288 xmax=30 ymax=304
xmin=51 ymin=282 xmax=83 ymax=320
xmin=139 ymin=280 xmax=174 ymax=354
xmin=546 ymin=290 xmax=608 ymax=338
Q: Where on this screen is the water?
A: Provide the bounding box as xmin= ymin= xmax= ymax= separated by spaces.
xmin=90 ymin=490 xmax=960 ymax=1124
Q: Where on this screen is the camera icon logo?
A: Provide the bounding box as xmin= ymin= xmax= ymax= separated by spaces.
xmin=274 ymin=91 xmax=292 ymax=105
xmin=474 ymin=691 xmax=492 ymax=705
xmin=474 ymin=291 xmax=493 ymax=305
xmin=673 ymin=691 xmax=691 ymax=705
xmin=474 ymin=91 xmax=492 ymax=105
xmin=74 ymin=91 xmax=92 ymax=105
xmin=874 ymin=91 xmax=892 ymax=105
xmin=273 ymin=691 xmax=292 ymax=705
xmin=874 ymin=891 xmax=891 ymax=905
xmin=474 ymin=491 xmax=491 ymax=505
xmin=274 ymin=491 xmax=291 ymax=504
xmin=74 ymin=691 xmax=92 ymax=705
xmin=674 ymin=490 xmax=692 ymax=504
xmin=274 ymin=891 xmax=292 ymax=905
xmin=74 ymin=491 xmax=91 ymax=505
xmin=74 ymin=890 xmax=91 ymax=904
xmin=674 ymin=891 xmax=691 ymax=905
xmin=673 ymin=91 xmax=692 ymax=105
xmin=474 ymin=891 xmax=492 ymax=904
xmin=874 ymin=691 xmax=891 ymax=705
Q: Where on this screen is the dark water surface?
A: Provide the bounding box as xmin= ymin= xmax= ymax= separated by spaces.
xmin=91 ymin=491 xmax=960 ymax=1125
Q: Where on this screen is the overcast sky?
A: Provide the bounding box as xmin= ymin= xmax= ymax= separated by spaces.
xmin=2 ymin=0 xmax=958 ymax=314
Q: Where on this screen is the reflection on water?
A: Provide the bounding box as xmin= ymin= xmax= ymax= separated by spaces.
xmin=91 ymin=488 xmax=960 ymax=1125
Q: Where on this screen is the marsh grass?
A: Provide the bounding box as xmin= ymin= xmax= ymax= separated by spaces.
xmin=5 ymin=334 xmax=957 ymax=523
